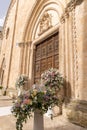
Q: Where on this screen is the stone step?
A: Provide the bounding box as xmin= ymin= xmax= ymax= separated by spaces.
xmin=0 ymin=96 xmax=12 ymax=107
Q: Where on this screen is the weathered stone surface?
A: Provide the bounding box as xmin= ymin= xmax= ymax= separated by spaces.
xmin=65 ymin=100 xmax=87 ymax=128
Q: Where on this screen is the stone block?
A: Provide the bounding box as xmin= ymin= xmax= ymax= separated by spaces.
xmin=65 ymin=100 xmax=87 ymax=128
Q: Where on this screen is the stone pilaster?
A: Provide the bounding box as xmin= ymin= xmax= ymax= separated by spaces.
xmin=59 ymin=15 xmax=65 ymax=77
xmin=18 ymin=41 xmax=32 ymax=76
xmin=25 ymin=42 xmax=32 ymax=76
xmin=17 ymin=42 xmax=24 ymax=75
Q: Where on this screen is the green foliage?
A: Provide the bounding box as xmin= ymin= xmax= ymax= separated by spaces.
xmin=12 ymin=68 xmax=64 ymax=130
xmin=0 ymin=86 xmax=3 ymax=89
xmin=12 ymin=88 xmax=60 ymax=130
xmin=41 ymin=68 xmax=64 ymax=91
xmin=15 ymin=75 xmax=28 ymax=88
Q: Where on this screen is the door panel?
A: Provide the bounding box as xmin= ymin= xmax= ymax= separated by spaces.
xmin=47 ymin=57 xmax=53 ymax=69
xmin=34 ymin=32 xmax=59 ymax=83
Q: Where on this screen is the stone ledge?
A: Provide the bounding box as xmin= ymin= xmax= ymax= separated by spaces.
xmin=6 ymin=88 xmax=18 ymax=99
xmin=0 ymin=95 xmax=12 ymax=100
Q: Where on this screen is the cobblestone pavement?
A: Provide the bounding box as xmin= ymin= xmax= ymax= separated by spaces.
xmin=0 ymin=96 xmax=87 ymax=130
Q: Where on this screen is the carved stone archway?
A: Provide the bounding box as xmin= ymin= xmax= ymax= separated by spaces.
xmin=22 ymin=0 xmax=65 ymax=87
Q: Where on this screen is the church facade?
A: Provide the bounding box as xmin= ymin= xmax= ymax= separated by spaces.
xmin=0 ymin=0 xmax=87 ymax=127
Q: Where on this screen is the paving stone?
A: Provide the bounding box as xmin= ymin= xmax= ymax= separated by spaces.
xmin=0 ymin=114 xmax=86 ymax=130
xmin=0 ymin=96 xmax=87 ymax=130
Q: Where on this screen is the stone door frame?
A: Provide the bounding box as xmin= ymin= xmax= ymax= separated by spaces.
xmin=29 ymin=25 xmax=59 ymax=86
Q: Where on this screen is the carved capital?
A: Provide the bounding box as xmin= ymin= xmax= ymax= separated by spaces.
xmin=60 ymin=0 xmax=82 ymax=23
xmin=64 ymin=9 xmax=69 ymax=18
xmin=16 ymin=42 xmax=24 ymax=47
xmin=17 ymin=41 xmax=32 ymax=48
xmin=60 ymin=16 xmax=65 ymax=24
xmin=25 ymin=41 xmax=32 ymax=47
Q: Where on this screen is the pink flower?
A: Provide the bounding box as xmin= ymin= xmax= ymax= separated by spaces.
xmin=23 ymin=99 xmax=32 ymax=105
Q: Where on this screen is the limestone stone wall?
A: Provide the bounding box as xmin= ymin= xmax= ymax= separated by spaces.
xmin=82 ymin=1 xmax=87 ymax=101
xmin=0 ymin=0 xmax=36 ymax=89
xmin=74 ymin=0 xmax=87 ymax=101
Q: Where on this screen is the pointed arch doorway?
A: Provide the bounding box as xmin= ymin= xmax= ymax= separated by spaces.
xmin=34 ymin=32 xmax=59 ymax=84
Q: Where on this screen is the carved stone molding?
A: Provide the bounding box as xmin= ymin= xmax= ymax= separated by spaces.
xmin=38 ymin=11 xmax=52 ymax=35
xmin=71 ymin=7 xmax=79 ymax=95
xmin=66 ymin=0 xmax=83 ymax=13
xmin=60 ymin=11 xmax=69 ymax=24
xmin=60 ymin=0 xmax=83 ymax=24
xmin=17 ymin=41 xmax=32 ymax=47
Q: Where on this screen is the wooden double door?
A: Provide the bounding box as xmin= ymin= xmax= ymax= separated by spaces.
xmin=34 ymin=32 xmax=59 ymax=83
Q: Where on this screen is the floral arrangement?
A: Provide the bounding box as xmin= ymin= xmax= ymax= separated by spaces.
xmin=11 ymin=86 xmax=60 ymax=130
xmin=41 ymin=68 xmax=63 ymax=91
xmin=0 ymin=86 xmax=3 ymax=89
xmin=15 ymin=75 xmax=28 ymax=88
xmin=12 ymin=69 xmax=64 ymax=130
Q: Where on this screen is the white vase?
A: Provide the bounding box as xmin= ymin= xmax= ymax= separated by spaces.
xmin=17 ymin=87 xmax=24 ymax=96
xmin=33 ymin=110 xmax=44 ymax=130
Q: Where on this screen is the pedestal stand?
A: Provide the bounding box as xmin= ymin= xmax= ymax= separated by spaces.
xmin=33 ymin=110 xmax=44 ymax=130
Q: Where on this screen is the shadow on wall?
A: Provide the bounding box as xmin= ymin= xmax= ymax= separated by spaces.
xmin=76 ymin=0 xmax=83 ymax=6
xmin=63 ymin=80 xmax=72 ymax=104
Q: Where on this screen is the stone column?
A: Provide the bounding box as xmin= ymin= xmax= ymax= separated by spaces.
xmin=22 ymin=42 xmax=26 ymax=74
xmin=59 ymin=16 xmax=65 ymax=77
xmin=25 ymin=42 xmax=32 ymax=76
xmin=24 ymin=42 xmax=28 ymax=74
xmin=29 ymin=43 xmax=35 ymax=87
xmin=68 ymin=8 xmax=75 ymax=99
xmin=64 ymin=10 xmax=71 ymax=100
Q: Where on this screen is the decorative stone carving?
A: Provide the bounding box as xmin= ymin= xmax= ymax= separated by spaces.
xmin=38 ymin=11 xmax=52 ymax=35
xmin=71 ymin=7 xmax=79 ymax=96
xmin=60 ymin=0 xmax=83 ymax=24
xmin=64 ymin=9 xmax=69 ymax=19
xmin=60 ymin=16 xmax=65 ymax=24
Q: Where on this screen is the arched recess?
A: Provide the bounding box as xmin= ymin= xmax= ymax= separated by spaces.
xmin=23 ymin=0 xmax=67 ymax=41
xmin=21 ymin=0 xmax=66 ymax=86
